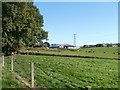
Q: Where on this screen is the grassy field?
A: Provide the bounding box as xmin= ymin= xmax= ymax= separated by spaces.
xmin=2 ymin=63 xmax=26 ymax=88
xmin=20 ymin=47 xmax=119 ymax=58
xmin=3 ymin=54 xmax=118 ymax=88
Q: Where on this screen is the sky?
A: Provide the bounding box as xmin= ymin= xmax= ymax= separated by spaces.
xmin=33 ymin=2 xmax=118 ymax=46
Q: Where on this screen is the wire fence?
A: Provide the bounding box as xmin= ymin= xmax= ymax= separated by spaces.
xmin=2 ymin=54 xmax=32 ymax=87
xmin=14 ymin=55 xmax=31 ymax=83
xmin=2 ymin=54 xmax=93 ymax=89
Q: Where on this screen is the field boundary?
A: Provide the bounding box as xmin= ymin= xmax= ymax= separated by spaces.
xmin=20 ymin=52 xmax=119 ymax=60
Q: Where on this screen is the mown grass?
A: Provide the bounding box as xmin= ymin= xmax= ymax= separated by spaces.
xmin=20 ymin=47 xmax=119 ymax=58
xmin=3 ymin=54 xmax=118 ymax=88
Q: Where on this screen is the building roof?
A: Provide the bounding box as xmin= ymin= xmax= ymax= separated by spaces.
xmin=51 ymin=44 xmax=75 ymax=47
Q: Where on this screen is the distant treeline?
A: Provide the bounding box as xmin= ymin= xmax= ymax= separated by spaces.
xmin=82 ymin=43 xmax=120 ymax=48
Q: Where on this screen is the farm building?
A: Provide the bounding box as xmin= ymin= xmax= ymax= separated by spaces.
xmin=49 ymin=44 xmax=60 ymax=48
xmin=49 ymin=44 xmax=75 ymax=49
xmin=63 ymin=44 xmax=75 ymax=49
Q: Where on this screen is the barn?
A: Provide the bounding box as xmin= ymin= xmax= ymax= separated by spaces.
xmin=49 ymin=44 xmax=75 ymax=49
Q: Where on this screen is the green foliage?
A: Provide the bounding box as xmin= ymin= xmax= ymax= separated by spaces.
xmin=2 ymin=2 xmax=48 ymax=55
xmin=44 ymin=42 xmax=50 ymax=47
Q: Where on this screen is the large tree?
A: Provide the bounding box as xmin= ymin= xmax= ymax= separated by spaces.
xmin=2 ymin=2 xmax=48 ymax=55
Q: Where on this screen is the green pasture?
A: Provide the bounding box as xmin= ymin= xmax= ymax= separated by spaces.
xmin=3 ymin=54 xmax=118 ymax=88
xmin=2 ymin=64 xmax=25 ymax=88
xmin=20 ymin=47 xmax=119 ymax=58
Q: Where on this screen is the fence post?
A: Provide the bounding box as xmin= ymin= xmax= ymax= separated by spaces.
xmin=27 ymin=50 xmax=29 ymax=55
xmin=27 ymin=52 xmax=29 ymax=55
xmin=11 ymin=52 xmax=14 ymax=72
xmin=31 ymin=62 xmax=34 ymax=87
xmin=85 ymin=86 xmax=91 ymax=90
xmin=2 ymin=55 xmax=4 ymax=67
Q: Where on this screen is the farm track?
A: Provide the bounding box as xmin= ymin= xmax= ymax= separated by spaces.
xmin=20 ymin=52 xmax=119 ymax=60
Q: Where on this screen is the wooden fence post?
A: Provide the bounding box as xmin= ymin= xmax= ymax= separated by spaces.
xmin=2 ymin=55 xmax=4 ymax=67
xmin=11 ymin=52 xmax=14 ymax=72
xmin=85 ymin=86 xmax=91 ymax=90
xmin=31 ymin=62 xmax=34 ymax=87
xmin=27 ymin=52 xmax=29 ymax=55
xmin=27 ymin=50 xmax=29 ymax=55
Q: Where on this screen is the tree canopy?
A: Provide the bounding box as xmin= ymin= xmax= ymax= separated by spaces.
xmin=2 ymin=2 xmax=48 ymax=55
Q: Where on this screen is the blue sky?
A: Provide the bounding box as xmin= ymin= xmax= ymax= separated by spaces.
xmin=33 ymin=2 xmax=118 ymax=46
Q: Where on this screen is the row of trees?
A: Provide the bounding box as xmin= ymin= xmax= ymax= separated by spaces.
xmin=82 ymin=43 xmax=118 ymax=48
xmin=2 ymin=2 xmax=48 ymax=55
